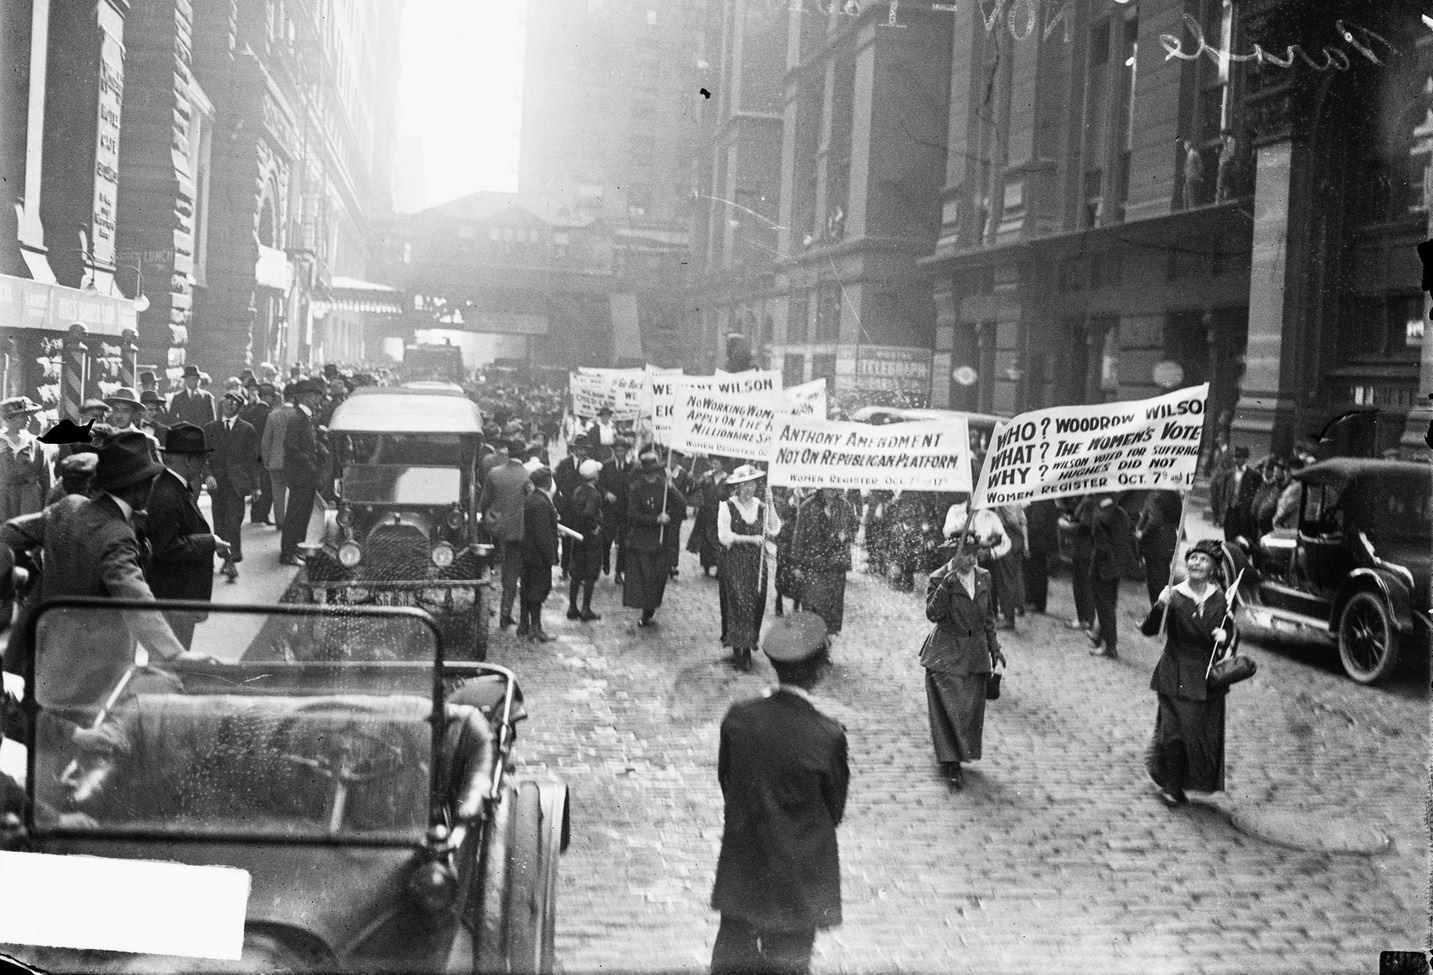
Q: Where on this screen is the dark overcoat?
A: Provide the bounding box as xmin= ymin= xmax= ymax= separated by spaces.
xmin=203 ymin=417 xmax=258 ymax=497
xmin=521 ymin=491 xmax=560 ymax=567
xmin=1141 ymin=588 xmax=1230 ymax=702
xmin=711 ymin=690 xmax=848 ymax=932
xmin=919 ymin=562 xmax=999 ymax=675
xmin=143 ymin=469 xmax=217 ymax=602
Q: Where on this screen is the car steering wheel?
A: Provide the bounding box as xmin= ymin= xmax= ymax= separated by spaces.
xmin=275 ymin=700 xmax=407 ymax=834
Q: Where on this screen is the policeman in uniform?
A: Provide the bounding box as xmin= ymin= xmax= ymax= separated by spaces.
xmin=710 ymin=611 xmax=848 ymax=975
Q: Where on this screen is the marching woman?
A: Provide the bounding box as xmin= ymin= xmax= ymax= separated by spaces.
xmin=790 ymin=488 xmax=856 ymax=638
xmin=687 ymin=456 xmax=728 ymax=578
xmin=624 ymin=446 xmax=688 ymax=627
xmin=921 ymin=532 xmax=1004 ymax=791
xmin=717 ymin=464 xmax=778 ymax=672
xmin=1140 ymin=539 xmax=1232 ymax=807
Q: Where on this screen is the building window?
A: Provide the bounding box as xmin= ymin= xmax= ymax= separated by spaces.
xmin=646 ymin=8 xmax=657 ymax=26
xmin=816 ymin=287 xmax=841 ymax=342
xmin=787 ymin=292 xmax=808 ymax=344
xmin=783 ymin=354 xmax=805 ymax=386
xmin=187 ymin=87 xmax=215 ymax=288
xmin=812 ymin=354 xmax=836 ymax=385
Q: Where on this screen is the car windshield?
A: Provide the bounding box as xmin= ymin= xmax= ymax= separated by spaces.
xmin=1358 ymin=474 xmax=1433 ymax=540
xmin=29 ymin=603 xmax=439 ymax=843
xmin=343 ymin=464 xmax=461 ymax=505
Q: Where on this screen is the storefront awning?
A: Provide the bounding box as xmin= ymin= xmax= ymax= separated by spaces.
xmin=0 ymin=273 xmax=137 ymax=336
xmin=312 ymin=276 xmax=405 ymax=316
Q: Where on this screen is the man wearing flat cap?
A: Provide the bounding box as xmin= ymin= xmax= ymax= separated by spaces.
xmin=145 ymin=424 xmax=230 ymax=647
xmin=710 ymin=611 xmax=847 ymax=975
xmin=0 ymin=431 xmax=193 ymax=696
xmin=169 ymin=363 xmax=216 ymax=427
xmin=204 ymin=391 xmax=258 ymax=580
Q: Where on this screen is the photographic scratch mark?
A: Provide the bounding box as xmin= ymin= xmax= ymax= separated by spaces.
xmin=699 ymin=87 xmax=710 ymax=98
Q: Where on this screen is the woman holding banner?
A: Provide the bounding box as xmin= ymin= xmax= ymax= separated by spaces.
xmin=921 ymin=531 xmax=1004 ymax=791
xmin=624 ymin=447 xmax=688 ymax=627
xmin=717 ymin=465 xmax=776 ymax=671
xmin=1140 ymin=539 xmax=1231 ymax=806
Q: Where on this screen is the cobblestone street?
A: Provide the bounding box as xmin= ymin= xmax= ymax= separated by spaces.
xmin=499 ymin=518 xmax=1427 ymax=975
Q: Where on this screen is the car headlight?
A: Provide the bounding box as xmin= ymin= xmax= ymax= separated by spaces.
xmin=431 ymin=542 xmax=455 ymax=568
xmin=338 ymin=542 xmax=363 ymax=568
xmin=446 ymin=505 xmax=464 ymax=529
xmin=336 ymin=505 xmax=353 ymax=528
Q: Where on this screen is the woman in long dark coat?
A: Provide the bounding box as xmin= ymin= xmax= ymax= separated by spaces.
xmin=791 ymin=488 xmax=855 ymax=636
xmin=717 ymin=465 xmax=774 ymax=671
xmin=623 ymin=448 xmax=687 ymax=627
xmin=0 ymin=398 xmax=48 ymax=523
xmin=772 ymin=486 xmax=811 ymax=616
xmin=921 ymin=532 xmax=1004 ymax=790
xmin=1140 ymin=539 xmax=1232 ymax=807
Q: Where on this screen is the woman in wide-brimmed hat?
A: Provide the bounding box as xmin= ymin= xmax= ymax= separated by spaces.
xmin=1140 ymin=538 xmax=1234 ymax=807
xmin=715 ymin=464 xmax=778 ymax=671
xmin=0 ymin=397 xmax=48 ymax=522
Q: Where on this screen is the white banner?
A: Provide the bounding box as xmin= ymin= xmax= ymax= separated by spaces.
xmin=971 ymin=384 xmax=1210 ymax=506
xmin=784 ymin=378 xmax=827 ymax=419
xmin=769 ymin=416 xmax=972 ymax=492
xmin=570 ymin=368 xmax=644 ymax=420
xmin=671 ymin=371 xmax=783 ymax=457
xmin=642 ymin=366 xmax=685 ymax=445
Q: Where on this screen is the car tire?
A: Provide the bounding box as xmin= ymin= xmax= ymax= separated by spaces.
xmin=474 ymin=781 xmax=561 ymax=975
xmin=470 ymin=584 xmax=490 ymax=662
xmin=1338 ymin=590 xmax=1401 ymax=684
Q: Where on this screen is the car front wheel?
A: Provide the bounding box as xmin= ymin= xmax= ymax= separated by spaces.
xmin=1338 ymin=591 xmax=1400 ymax=684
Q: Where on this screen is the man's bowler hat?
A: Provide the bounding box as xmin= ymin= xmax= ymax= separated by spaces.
xmin=162 ymin=422 xmax=213 ymax=455
xmin=95 ymin=431 xmax=165 ymax=491
xmin=762 ymin=611 xmax=829 ymax=663
xmin=140 ymin=390 xmax=164 ymax=406
xmin=182 ymin=364 xmax=202 ymax=379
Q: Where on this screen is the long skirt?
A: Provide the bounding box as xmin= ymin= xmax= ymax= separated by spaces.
xmin=1146 ymin=693 xmax=1225 ymax=793
xmin=925 ymin=669 xmax=986 ymax=763
xmin=800 ymin=570 xmax=846 ymax=635
xmin=719 ymin=544 xmax=767 ymax=650
xmin=622 ymin=548 xmax=670 ymax=611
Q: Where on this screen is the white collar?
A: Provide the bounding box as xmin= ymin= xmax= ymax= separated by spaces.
xmin=168 ymin=468 xmax=189 ymax=491
xmin=105 ymin=492 xmax=134 ymax=523
xmin=1174 ymin=579 xmax=1217 ymax=607
xmin=297 ymin=403 xmax=313 ymax=417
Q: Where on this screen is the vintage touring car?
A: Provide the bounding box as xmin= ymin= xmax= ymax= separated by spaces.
xmin=1228 ymin=458 xmax=1431 ymax=683
xmin=0 ymin=599 xmax=568 ymax=973
xmin=301 ymin=386 xmax=494 ymax=660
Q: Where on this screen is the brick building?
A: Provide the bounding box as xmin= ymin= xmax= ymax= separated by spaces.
xmin=686 ymin=0 xmax=1430 ymax=455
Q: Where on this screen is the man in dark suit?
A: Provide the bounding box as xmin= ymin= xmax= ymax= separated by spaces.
xmin=0 ymin=432 xmax=193 ymax=699
xmin=1221 ymin=445 xmax=1263 ymax=544
xmin=710 ymin=611 xmax=848 ymax=975
xmin=1088 ymin=493 xmax=1137 ymax=660
xmin=552 ymin=435 xmax=589 ymax=580
xmin=241 ymin=381 xmax=273 ymax=524
xmin=145 ymin=424 xmax=228 ymax=648
xmin=280 ymin=379 xmax=326 ymax=565
xmin=168 ymin=364 xmax=216 ymax=427
xmin=203 ymin=391 xmax=257 ymax=580
xmin=598 ymin=438 xmax=633 ymax=581
xmin=518 ymin=467 xmax=560 ymax=642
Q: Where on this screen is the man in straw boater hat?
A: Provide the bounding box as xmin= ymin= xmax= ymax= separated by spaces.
xmin=622 ymin=444 xmax=686 ymax=628
xmin=144 ymin=423 xmax=231 ymax=647
xmin=710 ymin=611 xmax=847 ymax=975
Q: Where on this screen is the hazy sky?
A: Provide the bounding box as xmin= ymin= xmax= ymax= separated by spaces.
xmin=395 ymin=0 xmax=526 ymax=213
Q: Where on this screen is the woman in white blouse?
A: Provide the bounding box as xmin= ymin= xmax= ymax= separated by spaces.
xmin=717 ymin=465 xmax=781 ymax=672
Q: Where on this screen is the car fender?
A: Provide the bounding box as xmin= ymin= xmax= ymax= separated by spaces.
xmin=1335 ymin=568 xmax=1414 ymax=633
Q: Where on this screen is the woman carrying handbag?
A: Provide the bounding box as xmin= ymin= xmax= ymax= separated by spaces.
xmin=1138 ymin=539 xmax=1240 ymax=807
